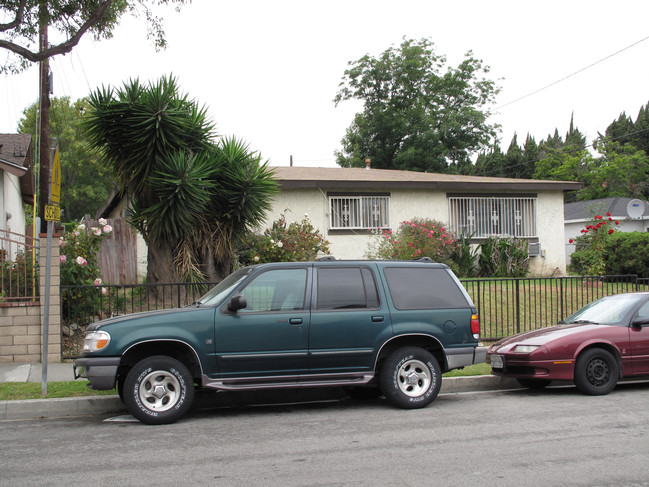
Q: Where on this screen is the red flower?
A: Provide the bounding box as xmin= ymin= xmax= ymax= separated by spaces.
xmin=608 ymin=229 xmax=614 ymax=235
xmin=606 ymin=212 xmax=611 ymax=217
xmin=569 ymin=239 xmax=574 ymax=243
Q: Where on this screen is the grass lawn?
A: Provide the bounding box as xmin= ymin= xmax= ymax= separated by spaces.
xmin=0 ymin=381 xmax=117 ymax=401
xmin=0 ymin=363 xmax=493 ymax=401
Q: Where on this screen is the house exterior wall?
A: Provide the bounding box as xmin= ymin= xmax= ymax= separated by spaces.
xmin=265 ymin=187 xmax=568 ymax=276
xmin=2 ymin=170 xmax=27 ymax=238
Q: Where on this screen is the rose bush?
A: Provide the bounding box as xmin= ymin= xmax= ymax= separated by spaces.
xmin=238 ymin=212 xmax=330 ymax=265
xmin=365 ymin=218 xmax=458 ymax=269
xmin=568 ymin=213 xmax=619 ymax=275
xmin=60 ymin=219 xmax=112 ymax=323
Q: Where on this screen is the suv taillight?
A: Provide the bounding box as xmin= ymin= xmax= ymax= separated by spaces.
xmin=471 ymin=314 xmax=480 ymax=339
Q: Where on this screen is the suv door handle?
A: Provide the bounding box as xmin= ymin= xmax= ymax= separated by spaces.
xmin=289 ymin=318 xmax=303 ymax=325
xmin=371 ymin=316 xmax=384 ymax=322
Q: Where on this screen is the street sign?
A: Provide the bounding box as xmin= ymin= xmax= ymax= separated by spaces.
xmin=51 ymin=148 xmax=61 ymax=205
xmin=44 ymin=204 xmax=60 ymax=222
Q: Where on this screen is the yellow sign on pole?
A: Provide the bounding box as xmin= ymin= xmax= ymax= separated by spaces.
xmin=44 ymin=204 xmax=61 ymax=222
xmin=51 ymin=148 xmax=61 ymax=205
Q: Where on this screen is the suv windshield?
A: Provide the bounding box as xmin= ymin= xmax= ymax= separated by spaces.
xmin=197 ymin=267 xmax=254 ymax=306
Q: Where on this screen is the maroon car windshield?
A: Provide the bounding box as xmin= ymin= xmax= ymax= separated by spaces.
xmin=562 ymin=294 xmax=647 ymax=326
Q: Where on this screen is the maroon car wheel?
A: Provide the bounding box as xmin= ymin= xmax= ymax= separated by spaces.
xmin=574 ymin=348 xmax=619 ymax=396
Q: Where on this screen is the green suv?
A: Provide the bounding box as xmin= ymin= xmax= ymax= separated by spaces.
xmin=74 ymin=258 xmax=486 ymax=424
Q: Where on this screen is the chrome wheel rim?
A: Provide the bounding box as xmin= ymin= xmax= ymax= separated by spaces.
xmin=397 ymin=359 xmax=431 ymax=397
xmin=138 ymin=370 xmax=181 ymax=412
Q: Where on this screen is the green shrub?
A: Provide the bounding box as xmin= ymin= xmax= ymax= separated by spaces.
xmin=451 ymin=232 xmax=479 ymax=277
xmin=568 ymin=213 xmax=619 ymax=275
xmin=365 ymin=218 xmax=458 ymax=269
xmin=238 ymin=212 xmax=330 ymax=265
xmin=602 ymin=232 xmax=649 ymax=277
xmin=60 ymin=220 xmax=112 ymax=324
xmin=477 ymin=237 xmax=530 ymax=277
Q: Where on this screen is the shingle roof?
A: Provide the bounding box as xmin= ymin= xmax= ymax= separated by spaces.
xmin=564 ymin=197 xmax=649 ymax=220
xmin=0 ymin=134 xmax=32 ymax=175
xmin=271 ymin=166 xmax=582 ymax=191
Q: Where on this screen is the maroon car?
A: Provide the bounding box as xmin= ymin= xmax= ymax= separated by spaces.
xmin=487 ymin=292 xmax=649 ymax=395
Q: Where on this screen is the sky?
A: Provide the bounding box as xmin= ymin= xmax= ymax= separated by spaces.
xmin=2 ymin=0 xmax=649 ymax=168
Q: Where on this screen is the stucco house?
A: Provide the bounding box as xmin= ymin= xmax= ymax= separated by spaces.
xmin=564 ymin=196 xmax=649 ymax=266
xmin=0 ymin=134 xmax=35 ymax=241
xmin=266 ymin=166 xmax=581 ymax=276
xmin=98 ymin=165 xmax=581 ymax=279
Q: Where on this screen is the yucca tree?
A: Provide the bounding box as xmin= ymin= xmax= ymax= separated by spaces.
xmin=84 ymin=75 xmax=278 ymax=283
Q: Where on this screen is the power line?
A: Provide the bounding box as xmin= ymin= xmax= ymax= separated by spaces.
xmin=495 ymin=34 xmax=649 ymax=111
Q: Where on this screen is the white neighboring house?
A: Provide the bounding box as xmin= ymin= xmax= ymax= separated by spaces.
xmin=0 ymin=134 xmax=35 ymax=253
xmin=267 ymin=166 xmax=581 ymax=276
xmin=564 ymin=197 xmax=649 ymax=266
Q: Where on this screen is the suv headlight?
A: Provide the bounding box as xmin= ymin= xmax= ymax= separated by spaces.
xmin=513 ymin=344 xmax=540 ymax=353
xmin=83 ymin=331 xmax=111 ymax=352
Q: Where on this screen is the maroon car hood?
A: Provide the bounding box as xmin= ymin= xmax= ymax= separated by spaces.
xmin=494 ymin=323 xmax=608 ymax=348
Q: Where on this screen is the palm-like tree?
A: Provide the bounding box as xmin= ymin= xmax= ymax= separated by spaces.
xmin=84 ymin=75 xmax=277 ymax=283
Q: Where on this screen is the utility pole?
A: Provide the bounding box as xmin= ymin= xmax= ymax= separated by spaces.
xmin=38 ymin=1 xmax=51 ymax=234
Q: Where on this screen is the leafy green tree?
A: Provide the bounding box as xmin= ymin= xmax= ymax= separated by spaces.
xmin=18 ymin=97 xmax=113 ymax=220
xmin=0 ymin=0 xmax=188 ymax=73
xmin=83 ymin=75 xmax=278 ymax=284
xmin=334 ymin=38 xmax=500 ymax=172
xmin=605 ymin=102 xmax=649 ymax=157
xmin=535 ymin=138 xmax=649 ymax=201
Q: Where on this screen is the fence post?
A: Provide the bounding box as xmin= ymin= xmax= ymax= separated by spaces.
xmin=39 ymin=233 xmax=61 ymax=363
xmin=515 ymin=279 xmax=520 ymax=334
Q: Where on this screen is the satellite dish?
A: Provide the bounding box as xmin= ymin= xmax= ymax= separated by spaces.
xmin=626 ymin=199 xmax=645 ymax=220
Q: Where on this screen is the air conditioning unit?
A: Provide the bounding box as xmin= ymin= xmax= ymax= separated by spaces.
xmin=528 ymin=242 xmax=541 ymax=256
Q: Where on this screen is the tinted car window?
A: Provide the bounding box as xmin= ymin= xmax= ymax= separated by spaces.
xmin=240 ymin=268 xmax=307 ymax=312
xmin=384 ymin=267 xmax=467 ymax=310
xmin=317 ymin=267 xmax=379 ymax=309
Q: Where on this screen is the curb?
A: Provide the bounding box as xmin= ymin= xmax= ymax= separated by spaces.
xmin=0 ymin=375 xmax=521 ymax=421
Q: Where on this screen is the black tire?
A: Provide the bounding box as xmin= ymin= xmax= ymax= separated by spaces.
xmin=574 ymin=348 xmax=619 ymax=396
xmin=117 ymin=376 xmax=125 ymax=404
xmin=516 ymin=378 xmax=552 ymax=390
xmin=345 ymin=386 xmax=383 ymax=400
xmin=123 ymin=356 xmax=195 ymax=425
xmin=379 ymin=347 xmax=441 ymax=409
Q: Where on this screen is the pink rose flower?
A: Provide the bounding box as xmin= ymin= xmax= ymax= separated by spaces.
xmin=60 ymin=254 xmax=67 ymax=263
xmin=94 ymin=278 xmax=102 ymax=286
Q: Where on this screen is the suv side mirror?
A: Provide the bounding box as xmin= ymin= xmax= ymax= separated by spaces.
xmin=228 ymin=294 xmax=247 ymax=312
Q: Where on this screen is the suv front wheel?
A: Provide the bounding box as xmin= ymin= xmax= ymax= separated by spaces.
xmin=380 ymin=347 xmax=441 ymax=409
xmin=123 ymin=355 xmax=195 ymax=424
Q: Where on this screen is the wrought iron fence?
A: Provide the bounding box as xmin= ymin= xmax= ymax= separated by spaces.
xmin=60 ymin=274 xmax=649 ymax=359
xmin=463 ymin=275 xmax=648 ymax=341
xmin=0 ymin=229 xmax=39 ymax=305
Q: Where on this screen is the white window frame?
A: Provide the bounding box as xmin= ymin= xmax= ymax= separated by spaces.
xmin=448 ymin=195 xmax=537 ymax=238
xmin=329 ymin=194 xmax=390 ymax=230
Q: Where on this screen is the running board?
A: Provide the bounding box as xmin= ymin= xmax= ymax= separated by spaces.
xmin=201 ymin=372 xmax=375 ymax=391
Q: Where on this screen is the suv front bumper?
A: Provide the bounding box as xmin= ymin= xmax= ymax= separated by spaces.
xmin=73 ymin=357 xmax=121 ymax=390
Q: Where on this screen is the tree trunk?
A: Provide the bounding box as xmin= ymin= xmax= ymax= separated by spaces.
xmin=146 ymin=241 xmax=178 ymax=285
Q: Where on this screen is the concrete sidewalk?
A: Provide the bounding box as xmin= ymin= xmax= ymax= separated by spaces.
xmin=0 ymin=362 xmax=77 ymax=383
xmin=0 ymin=362 xmax=521 ymax=422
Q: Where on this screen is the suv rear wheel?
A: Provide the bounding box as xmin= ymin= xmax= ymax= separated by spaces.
xmin=380 ymin=347 xmax=441 ymax=409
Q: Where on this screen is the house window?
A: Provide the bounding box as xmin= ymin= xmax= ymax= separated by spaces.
xmin=448 ymin=195 xmax=537 ymax=238
xmin=329 ymin=194 xmax=390 ymax=230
